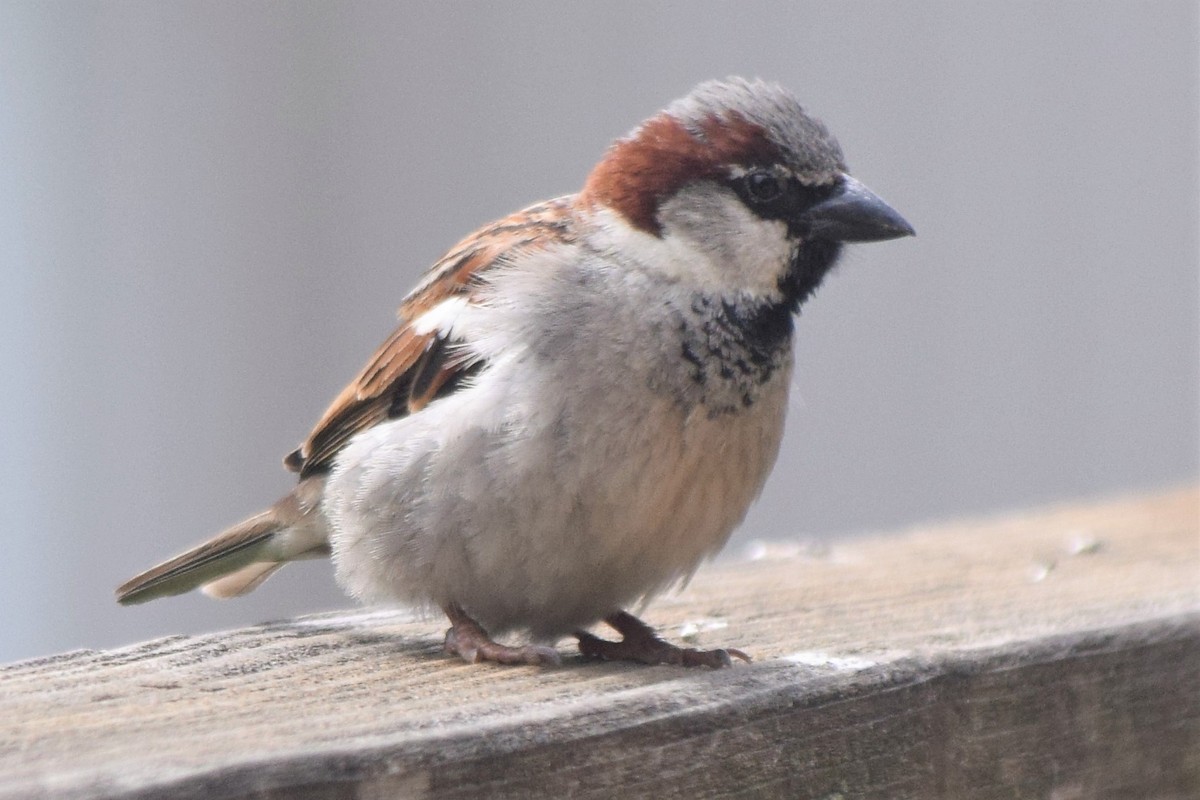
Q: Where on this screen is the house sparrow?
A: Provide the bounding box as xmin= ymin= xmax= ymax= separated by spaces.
xmin=117 ymin=78 xmax=913 ymax=668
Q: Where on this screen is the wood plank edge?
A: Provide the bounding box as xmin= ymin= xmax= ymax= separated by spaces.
xmin=40 ymin=612 xmax=1198 ymax=800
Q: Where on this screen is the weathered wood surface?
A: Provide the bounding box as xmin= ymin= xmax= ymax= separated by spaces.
xmin=2 ymin=487 xmax=1198 ymax=800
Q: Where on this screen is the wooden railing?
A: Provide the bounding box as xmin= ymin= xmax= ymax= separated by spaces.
xmin=3 ymin=487 xmax=1197 ymax=799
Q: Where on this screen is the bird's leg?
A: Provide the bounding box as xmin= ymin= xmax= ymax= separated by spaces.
xmin=575 ymin=610 xmax=751 ymax=668
xmin=441 ymin=603 xmax=561 ymax=666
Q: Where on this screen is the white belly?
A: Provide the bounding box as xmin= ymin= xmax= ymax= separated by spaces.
xmin=322 ymin=354 xmax=790 ymax=640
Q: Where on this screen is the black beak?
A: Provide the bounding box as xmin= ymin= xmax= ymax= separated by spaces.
xmin=798 ymin=175 xmax=914 ymax=243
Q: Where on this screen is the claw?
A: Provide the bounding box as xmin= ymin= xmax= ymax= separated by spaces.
xmin=576 ymin=611 xmax=751 ymax=668
xmin=442 ymin=604 xmax=561 ymax=667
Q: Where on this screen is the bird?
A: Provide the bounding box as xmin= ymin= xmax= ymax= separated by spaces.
xmin=116 ymin=77 xmax=913 ymax=668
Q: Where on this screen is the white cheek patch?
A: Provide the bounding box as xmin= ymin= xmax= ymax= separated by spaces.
xmin=587 ymin=190 xmax=790 ymax=302
xmin=713 ymin=212 xmax=792 ymax=293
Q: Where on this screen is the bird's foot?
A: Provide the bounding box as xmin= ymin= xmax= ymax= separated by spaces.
xmin=575 ymin=611 xmax=751 ymax=668
xmin=442 ymin=603 xmax=561 ymax=666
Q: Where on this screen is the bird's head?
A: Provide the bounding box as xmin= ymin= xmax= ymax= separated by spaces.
xmin=579 ymin=77 xmax=913 ymax=309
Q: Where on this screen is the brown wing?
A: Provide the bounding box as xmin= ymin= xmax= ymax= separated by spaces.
xmin=284 ymin=197 xmax=578 ymax=478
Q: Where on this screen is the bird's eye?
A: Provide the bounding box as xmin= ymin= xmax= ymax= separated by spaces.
xmin=743 ymin=171 xmax=785 ymax=204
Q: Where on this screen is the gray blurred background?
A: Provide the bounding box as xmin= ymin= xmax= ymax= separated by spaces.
xmin=1 ymin=2 xmax=1196 ymax=663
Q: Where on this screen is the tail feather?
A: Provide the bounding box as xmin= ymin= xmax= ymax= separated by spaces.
xmin=116 ymin=478 xmax=326 ymax=606
xmin=116 ymin=513 xmax=282 ymax=605
xmin=201 ymin=561 xmax=287 ymax=599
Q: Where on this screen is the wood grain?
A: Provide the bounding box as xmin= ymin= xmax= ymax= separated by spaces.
xmin=2 ymin=487 xmax=1197 ymax=799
